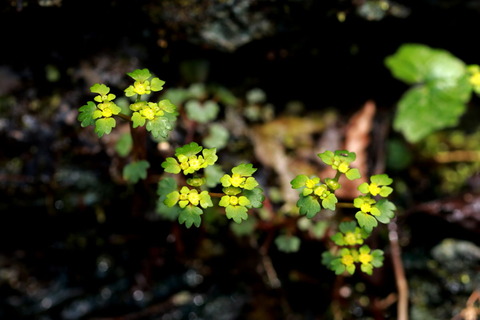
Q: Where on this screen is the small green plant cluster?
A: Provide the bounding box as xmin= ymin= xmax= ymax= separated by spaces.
xmin=78 ymin=69 xmax=177 ymax=139
xmin=291 ymin=150 xmax=395 ymax=275
xmin=77 ymin=68 xmax=397 ymax=276
xmin=159 ymin=142 xmax=264 ymax=227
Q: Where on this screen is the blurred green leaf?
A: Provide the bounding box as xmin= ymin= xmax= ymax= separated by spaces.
xmin=204 ymin=164 xmax=225 ymax=188
xmin=115 ymin=132 xmax=132 ymax=157
xmin=178 ymin=206 xmax=203 ymax=228
xmin=230 ymin=215 xmax=256 ymax=236
xmin=243 ymin=187 xmax=264 ymax=208
xmin=185 ymin=100 xmax=219 ymax=123
xmin=275 ymin=235 xmax=301 ymax=253
xmin=123 ymin=160 xmax=150 ymax=183
xmin=385 ymin=43 xmax=472 ymax=142
xmin=203 ymin=123 xmax=229 ymax=149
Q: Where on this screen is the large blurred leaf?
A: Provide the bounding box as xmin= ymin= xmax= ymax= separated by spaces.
xmin=385 ymin=43 xmax=472 ymax=142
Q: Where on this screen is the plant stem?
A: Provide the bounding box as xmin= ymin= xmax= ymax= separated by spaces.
xmin=116 ymin=113 xmax=132 ymax=122
xmin=389 ymin=217 xmax=409 ymax=320
xmin=336 ymin=202 xmax=355 ymax=208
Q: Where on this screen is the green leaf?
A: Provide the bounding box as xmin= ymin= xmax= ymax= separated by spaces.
xmin=90 ymin=83 xmax=110 ymax=95
xmin=94 ymin=117 xmax=116 ymax=137
xmin=156 ymin=177 xmax=180 ymax=220
xmin=371 ymin=249 xmax=384 ymax=268
xmin=297 ymin=195 xmax=321 ymax=218
xmin=131 ymin=112 xmax=146 ymax=128
xmin=358 ymin=182 xmax=370 ymax=194
xmin=176 ymin=142 xmax=203 ymax=157
xmin=204 ymin=164 xmax=225 ymax=188
xmin=336 ymin=150 xmax=356 ymax=163
xmin=225 ymin=205 xmax=248 ymax=223
xmin=232 ymin=163 xmax=257 ymax=176
xmin=321 ymin=193 xmax=337 ymax=210
xmin=203 ymin=123 xmax=229 ymax=149
xmin=161 ymin=157 xmax=181 ymax=174
xmin=394 ymin=84 xmax=470 ymax=142
xmin=150 ymin=77 xmax=165 ymax=91
xmin=178 ymin=205 xmax=203 ymax=228
xmin=157 ymin=177 xmax=178 ymax=196
xmin=379 ymin=186 xmax=393 ymax=197
xmin=310 ymin=220 xmax=329 ymax=239
xmin=243 ymin=187 xmax=264 ymax=208
xmin=355 ymin=211 xmax=378 ymax=232
xmin=201 ymin=147 xmax=218 ymax=166
xmin=127 ymin=68 xmax=151 ymax=82
xmin=164 ymin=191 xmax=180 ymax=207
xmin=360 ymin=263 xmax=373 ymax=275
xmin=345 ymin=168 xmax=361 ymax=180
xmin=230 ymin=216 xmax=256 ymax=236
xmin=146 ymin=113 xmax=176 ymax=139
xmin=242 ymin=177 xmax=259 ymax=190
xmin=199 ymin=191 xmax=213 ymax=209
xmin=331 ymin=232 xmax=345 ymax=246
xmin=124 ymin=86 xmax=136 ymax=97
xmin=385 ymin=43 xmax=472 ymax=142
xmin=275 ymin=235 xmax=301 ymax=253
xmin=291 ymin=174 xmax=309 ymax=189
xmin=371 ymin=174 xmax=393 ymax=186
xmin=115 ymin=132 xmax=132 ymax=157
xmin=78 ymin=101 xmax=97 ymax=127
xmin=158 ymin=99 xmax=176 ymax=113
xmin=385 ymin=43 xmax=467 ymax=85
xmin=161 ymin=88 xmax=190 ymax=106
xmin=339 ymin=221 xmax=358 ymax=233
xmin=374 ymin=199 xmax=396 ymax=224
xmin=346 ymin=263 xmax=356 ymax=275
xmin=123 ymin=160 xmax=150 ymax=183
xmin=318 ymin=150 xmax=334 ymax=165
xmin=185 ymin=100 xmax=219 ymax=123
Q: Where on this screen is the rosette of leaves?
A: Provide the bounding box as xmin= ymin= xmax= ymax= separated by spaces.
xmin=126 ymin=69 xmax=178 ymax=139
xmin=290 ymin=175 xmax=338 ymax=218
xmin=318 ymin=150 xmax=361 ymax=180
xmin=354 ymin=174 xmax=396 ymax=232
xmin=161 ymin=142 xmax=218 ymax=175
xmin=322 ymin=245 xmax=384 ymax=275
xmin=219 ymin=163 xmax=264 ymax=223
xmin=164 ymin=185 xmax=213 ymax=228
xmin=78 ymin=84 xmax=122 ymax=137
xmin=77 ymin=68 xmax=178 ymax=140
xmin=330 ymin=221 xmax=369 ymax=246
xmin=160 ymin=142 xmax=218 ymax=228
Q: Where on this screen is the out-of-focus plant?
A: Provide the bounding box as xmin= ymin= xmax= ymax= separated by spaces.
xmin=385 ymin=43 xmax=479 ymax=143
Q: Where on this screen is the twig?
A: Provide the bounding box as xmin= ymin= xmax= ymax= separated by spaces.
xmin=389 ymin=217 xmax=409 ymax=320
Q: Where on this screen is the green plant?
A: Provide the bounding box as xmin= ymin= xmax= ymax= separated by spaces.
xmin=77 ymin=68 xmax=397 ymax=277
xmin=291 ymin=150 xmax=395 ymax=275
xmin=385 ymin=43 xmax=480 ymax=143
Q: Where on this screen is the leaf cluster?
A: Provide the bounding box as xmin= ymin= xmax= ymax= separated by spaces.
xmin=290 ymin=150 xmax=395 ymax=275
xmin=160 ymin=143 xmax=264 ymax=228
xmin=78 ymin=68 xmax=178 ymax=140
